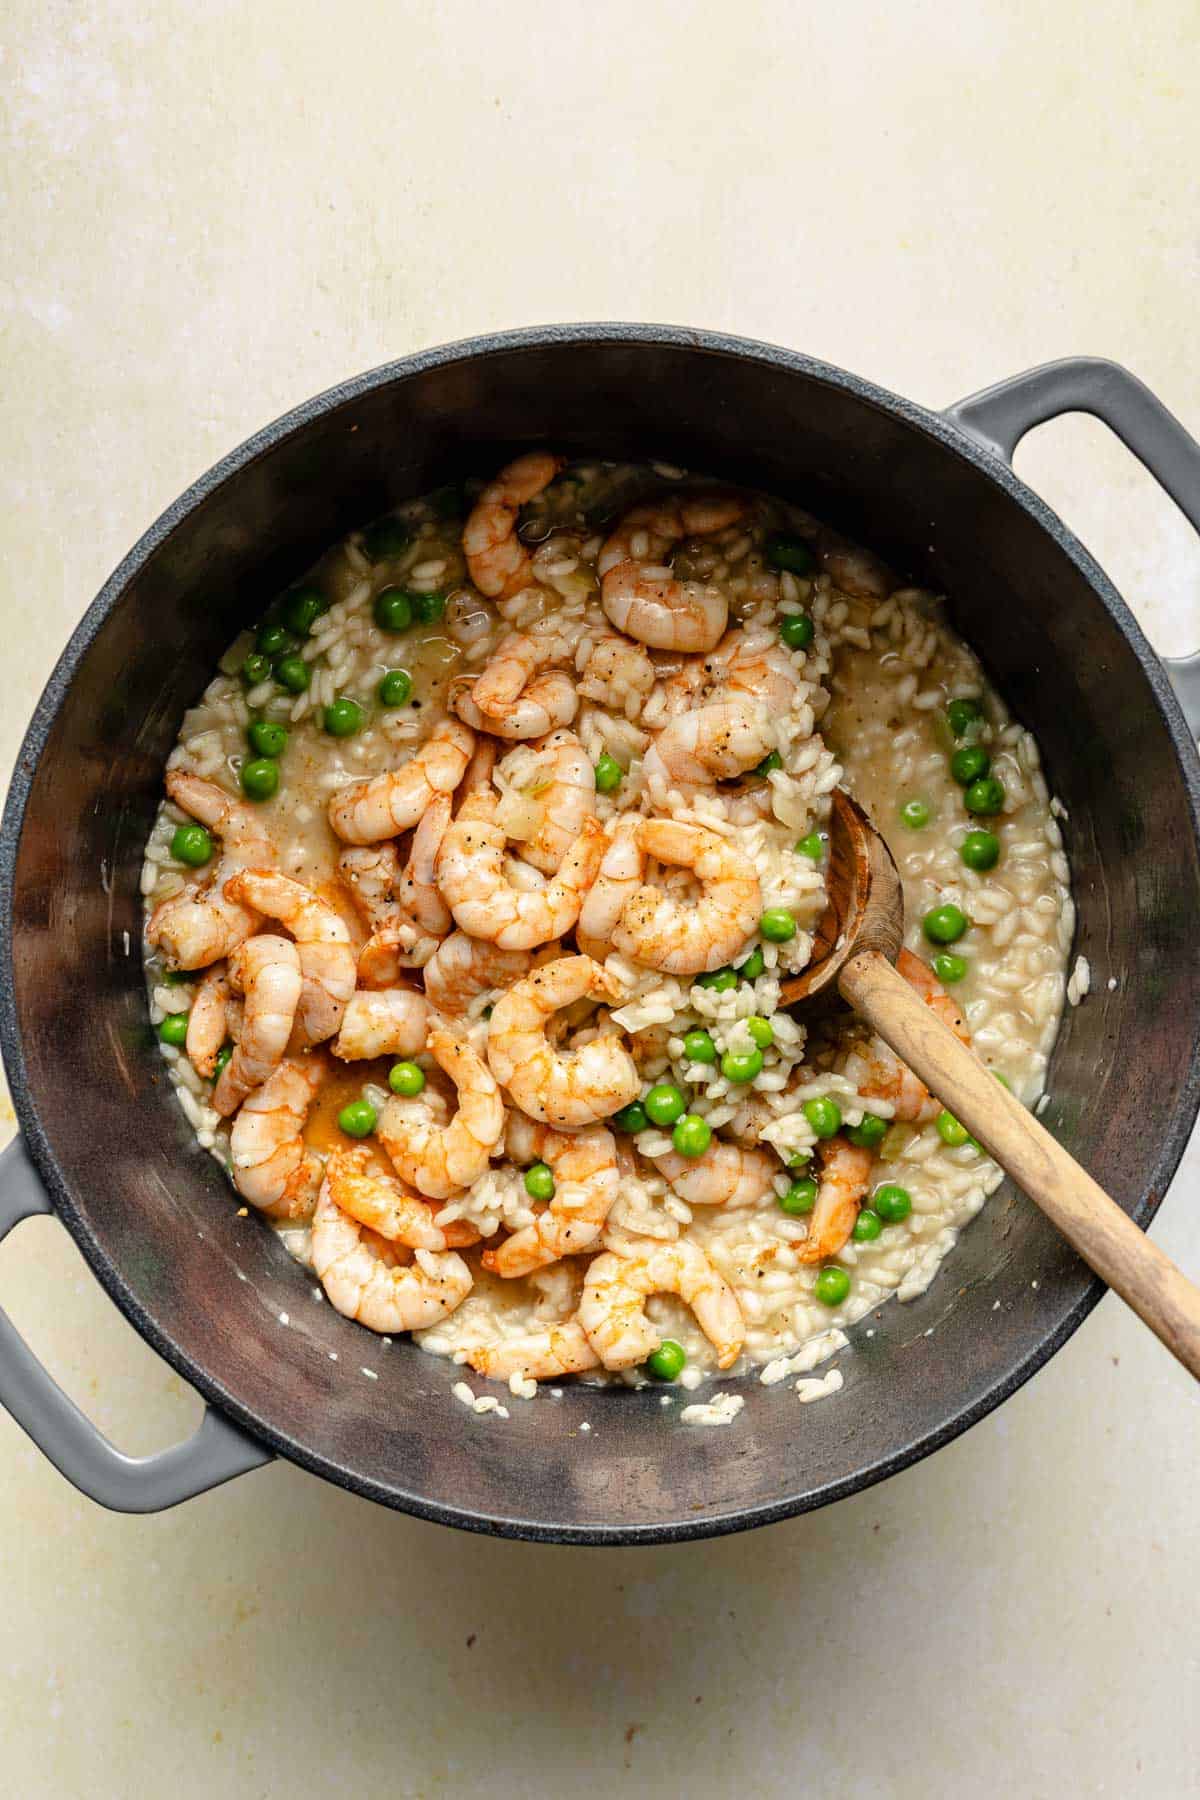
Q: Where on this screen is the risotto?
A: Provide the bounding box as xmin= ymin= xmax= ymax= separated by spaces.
xmin=140 ymin=454 xmax=1073 ymax=1413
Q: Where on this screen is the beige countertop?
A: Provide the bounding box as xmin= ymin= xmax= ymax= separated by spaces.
xmin=2 ymin=3 xmax=1198 ymax=1794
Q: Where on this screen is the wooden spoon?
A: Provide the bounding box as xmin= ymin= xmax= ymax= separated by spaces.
xmin=780 ymin=787 xmax=1200 ymax=1380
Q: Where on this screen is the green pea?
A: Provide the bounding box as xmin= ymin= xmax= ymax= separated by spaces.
xmin=362 ymin=518 xmax=412 ymax=562
xmin=803 ymin=1096 xmax=842 ymax=1138
xmin=248 ymin=719 xmax=288 ymax=759
xmin=644 ymin=1083 xmax=688 ymax=1127
xmin=847 ymin=1113 xmax=888 ymax=1150
xmin=779 ymin=613 xmax=815 ymax=651
xmin=645 ymin=1339 xmax=686 ymax=1381
xmin=900 ymin=798 xmax=930 ymax=830
xmin=778 ymin=1176 xmax=817 ymax=1216
xmin=936 ymin=1110 xmax=971 ymax=1147
xmin=170 ymin=823 xmax=213 ymax=867
xmin=240 ymin=757 xmax=279 ymax=802
xmin=695 ymin=968 xmax=737 ymax=993
xmin=993 ymin=1070 xmax=1012 ymax=1091
xmin=950 ymin=744 xmax=991 ymax=786
xmin=256 ymin=621 xmax=300 ymax=659
xmin=786 ymin=1149 xmax=812 ymax=1168
xmin=794 ymin=832 xmax=824 ymax=860
xmin=324 ymin=697 xmax=364 ymax=738
xmin=282 ymin=586 xmax=328 ymax=637
xmin=374 ymin=587 xmax=415 ymax=633
xmin=157 ymin=1013 xmax=189 ymax=1047
xmin=273 ymin=654 xmax=310 ymax=693
xmin=760 ymin=908 xmax=797 ymax=943
xmin=946 ymin=697 xmax=982 ymax=738
xmin=873 ymin=1183 xmax=912 ymax=1222
xmin=682 ymin=1029 xmax=717 ymax=1065
xmin=241 ymin=652 xmax=272 ymax=687
xmin=814 ymin=1266 xmax=851 ymax=1307
xmin=161 ymin=969 xmax=191 ymax=986
xmin=672 ymin=1114 xmax=712 ymax=1158
xmin=613 ymin=1101 xmax=648 ymax=1134
xmin=388 ymin=1061 xmax=425 ymax=1097
xmin=413 ymin=591 xmax=446 ymax=624
xmin=338 ymin=1098 xmax=377 ymax=1139
xmin=378 ymin=668 xmax=413 ymax=707
xmin=964 ymin=775 xmax=1005 ymax=817
xmin=754 ymin=750 xmax=783 ymax=777
xmin=524 ymin=1162 xmax=556 ymax=1201
xmin=960 ymin=829 xmax=1000 ymax=871
xmin=737 ymin=948 xmax=765 ymax=981
xmin=932 ymin=952 xmax=967 ymax=984
xmin=721 ymin=1048 xmax=764 ymax=1085
xmin=853 ymin=1207 xmax=883 ymax=1242
xmin=765 ymin=532 xmax=817 ymax=576
xmin=922 ymin=903 xmax=968 ymax=944
xmin=212 ymin=1042 xmax=233 ymax=1078
xmin=594 ymin=753 xmax=622 ymax=794
xmin=745 ymin=1015 xmax=774 ymax=1050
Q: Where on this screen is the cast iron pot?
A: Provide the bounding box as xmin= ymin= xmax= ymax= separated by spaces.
xmin=2 ymin=327 xmax=1199 ymax=1543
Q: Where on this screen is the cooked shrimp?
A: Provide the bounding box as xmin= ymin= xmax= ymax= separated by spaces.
xmin=843 ymin=948 xmax=972 ymax=1125
xmin=328 ymin=719 xmax=476 ymax=844
xmin=495 ymin=729 xmax=596 ymax=875
xmin=324 ymin=1146 xmax=448 ymax=1251
xmin=721 ymin=633 xmax=809 ymax=712
xmin=486 ymin=955 xmax=639 ymax=1129
xmin=797 ymin=1136 xmax=875 ymax=1264
xmin=576 ymin=629 xmax=657 ymax=714
xmin=332 ymin=988 xmax=429 ymax=1061
xmin=580 ymin=1241 xmax=745 ymax=1370
xmin=483 ymin=1116 xmax=618 ymax=1276
xmin=186 ymin=961 xmax=231 ymax=1078
xmin=435 ymin=791 xmax=604 ymax=950
xmin=422 ymin=932 xmax=533 ymax=1017
xmin=311 ymin=1182 xmax=472 ymax=1334
xmin=338 ymin=842 xmax=404 ymax=932
xmin=642 ymin=697 xmax=776 ymax=795
xmin=450 ymin=667 xmax=578 ymax=738
xmin=396 ymin=793 xmax=453 ymax=937
xmin=229 ymin=1056 xmax=326 ymax=1217
xmin=597 ymin=494 xmax=746 ymax=653
xmin=223 ymin=869 xmax=356 ymax=1050
xmin=377 ymin=1025 xmax=504 ymax=1199
xmin=466 ymin=1321 xmax=599 ymax=1382
xmin=211 ymin=934 xmax=303 ymax=1117
xmin=601 ymin=564 xmax=728 ymax=655
xmin=650 ymin=1142 xmax=779 ymax=1208
xmin=575 ymin=816 xmax=643 ymax=960
xmin=471 ymin=629 xmax=571 ymax=715
xmin=609 ymin=819 xmax=760 ymax=976
xmin=462 ymin=451 xmax=565 ymax=598
xmin=146 ymin=773 xmax=274 ymax=969
xmin=339 ymin=842 xmax=441 ymax=982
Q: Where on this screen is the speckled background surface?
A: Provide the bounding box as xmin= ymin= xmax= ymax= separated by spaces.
xmin=2 ymin=3 xmax=1199 ymax=1793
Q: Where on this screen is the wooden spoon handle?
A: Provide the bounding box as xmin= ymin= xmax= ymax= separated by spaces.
xmin=839 ymin=948 xmax=1200 ymax=1382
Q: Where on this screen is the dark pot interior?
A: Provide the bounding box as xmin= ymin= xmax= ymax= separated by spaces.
xmin=4 ymin=326 xmax=1199 ymax=1541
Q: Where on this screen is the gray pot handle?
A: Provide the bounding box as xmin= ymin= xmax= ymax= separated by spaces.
xmin=945 ymin=357 xmax=1200 ymax=737
xmin=0 ymin=1136 xmax=272 ymax=1511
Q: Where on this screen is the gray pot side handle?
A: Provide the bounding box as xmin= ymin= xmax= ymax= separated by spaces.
xmin=946 ymin=357 xmax=1200 ymax=738
xmin=0 ymin=1136 xmax=272 ymax=1512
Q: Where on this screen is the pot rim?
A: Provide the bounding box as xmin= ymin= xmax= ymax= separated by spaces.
xmin=3 ymin=321 xmax=1199 ymax=1543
